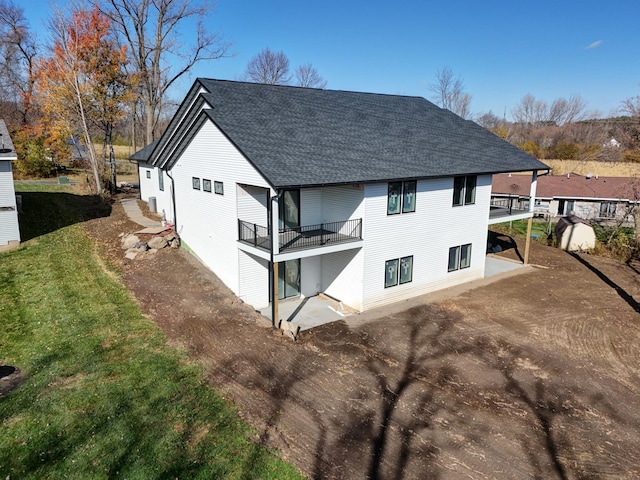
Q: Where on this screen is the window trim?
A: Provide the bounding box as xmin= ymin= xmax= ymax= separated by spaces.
xmin=385 ymin=256 xmax=413 ymax=288
xmin=203 ymin=179 xmax=212 ymax=193
xmin=453 ymin=175 xmax=477 ymax=207
xmin=384 ymin=259 xmax=399 ymax=288
xmin=448 ymin=243 xmax=472 ymax=272
xmin=387 ymin=180 xmax=417 ymax=215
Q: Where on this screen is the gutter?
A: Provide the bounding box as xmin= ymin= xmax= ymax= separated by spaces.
xmin=165 ymin=168 xmax=181 ymax=247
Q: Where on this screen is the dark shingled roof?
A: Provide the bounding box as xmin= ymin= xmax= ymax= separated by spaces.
xmin=139 ymin=79 xmax=549 ymax=189
xmin=129 ymin=140 xmax=158 ymax=162
xmin=0 ymin=120 xmax=17 ymax=160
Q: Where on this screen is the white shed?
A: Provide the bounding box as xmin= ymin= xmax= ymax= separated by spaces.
xmin=555 ymin=215 xmax=595 ymax=252
xmin=0 ymin=119 xmax=20 ymax=251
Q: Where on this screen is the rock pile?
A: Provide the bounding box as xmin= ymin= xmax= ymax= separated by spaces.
xmin=120 ymin=230 xmax=179 ymax=260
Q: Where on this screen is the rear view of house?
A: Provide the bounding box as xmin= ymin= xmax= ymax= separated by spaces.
xmin=133 ymin=79 xmax=547 ymax=315
xmin=0 ymin=120 xmax=20 ymax=251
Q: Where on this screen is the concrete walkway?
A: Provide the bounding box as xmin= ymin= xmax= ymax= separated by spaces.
xmin=120 ymin=198 xmax=161 ymax=228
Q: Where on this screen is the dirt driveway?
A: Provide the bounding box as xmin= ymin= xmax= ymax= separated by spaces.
xmin=87 ymin=199 xmax=640 ymax=479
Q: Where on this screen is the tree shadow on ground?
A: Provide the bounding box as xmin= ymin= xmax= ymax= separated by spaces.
xmin=488 ymin=230 xmax=524 ymax=261
xmin=569 ymin=252 xmax=640 ymax=314
xmin=206 ymin=303 xmax=627 ymax=479
xmin=17 ymin=192 xmax=111 ymax=241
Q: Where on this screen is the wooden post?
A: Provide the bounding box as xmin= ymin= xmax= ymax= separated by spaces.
xmin=272 ymin=261 xmax=279 ymax=328
xmin=524 ymin=216 xmax=533 ymax=265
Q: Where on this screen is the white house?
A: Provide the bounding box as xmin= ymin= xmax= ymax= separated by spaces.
xmin=0 ymin=119 xmax=20 ymax=251
xmin=132 ymin=79 xmax=547 ymax=315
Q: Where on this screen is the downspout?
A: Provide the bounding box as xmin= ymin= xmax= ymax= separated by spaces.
xmin=166 ymin=168 xmax=180 ymax=247
xmin=270 ymin=190 xmax=281 ymax=329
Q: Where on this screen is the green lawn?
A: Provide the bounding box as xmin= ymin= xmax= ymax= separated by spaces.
xmin=491 ymin=218 xmax=553 ymax=241
xmin=0 ymin=185 xmax=303 ymax=479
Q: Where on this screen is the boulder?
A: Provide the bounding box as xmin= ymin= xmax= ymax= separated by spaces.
xmin=124 ymin=248 xmax=139 ymax=260
xmin=122 ymin=234 xmax=140 ymax=250
xmin=147 ymin=236 xmax=168 ymax=249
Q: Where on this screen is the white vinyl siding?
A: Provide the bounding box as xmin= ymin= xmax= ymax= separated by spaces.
xmin=0 ymin=161 xmax=20 ymax=245
xmin=301 ymin=255 xmax=321 ymax=297
xmin=169 ymin=120 xmax=272 ymax=301
xmin=238 ymin=250 xmax=269 ymax=308
xmin=138 ymin=163 xmax=155 ymax=202
xmin=361 ymin=175 xmax=490 ymax=310
xmin=322 ymin=249 xmax=364 ymax=311
xmin=301 ymin=185 xmax=364 ymax=225
xmin=237 ymin=184 xmax=268 ymax=226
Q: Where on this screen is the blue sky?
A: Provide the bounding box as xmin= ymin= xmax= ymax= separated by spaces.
xmin=24 ymin=0 xmax=640 ymax=119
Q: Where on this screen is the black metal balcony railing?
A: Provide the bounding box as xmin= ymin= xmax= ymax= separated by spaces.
xmin=238 ymin=218 xmax=362 ymax=252
xmin=489 ymin=195 xmax=531 ymax=220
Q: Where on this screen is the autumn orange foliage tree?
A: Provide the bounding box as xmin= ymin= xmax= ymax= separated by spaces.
xmin=35 ymin=5 xmax=131 ymax=193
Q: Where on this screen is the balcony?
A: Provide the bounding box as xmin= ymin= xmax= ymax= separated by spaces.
xmin=489 ymin=196 xmax=531 ymax=223
xmin=239 ymin=218 xmax=362 ymax=253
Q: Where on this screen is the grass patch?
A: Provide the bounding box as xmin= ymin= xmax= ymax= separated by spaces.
xmin=491 ymin=218 xmax=553 ymax=240
xmin=0 ymin=188 xmax=302 ymax=479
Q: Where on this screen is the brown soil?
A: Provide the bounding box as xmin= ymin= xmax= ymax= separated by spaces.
xmin=86 ymin=195 xmax=640 ymax=480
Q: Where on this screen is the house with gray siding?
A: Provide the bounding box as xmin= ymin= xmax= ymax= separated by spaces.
xmin=0 ymin=120 xmax=20 ymax=251
xmin=133 ymin=79 xmax=547 ymax=314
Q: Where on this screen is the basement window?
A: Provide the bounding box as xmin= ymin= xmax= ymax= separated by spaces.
xmin=448 ymin=244 xmax=472 ymax=272
xmin=384 ymin=256 xmax=413 ymax=288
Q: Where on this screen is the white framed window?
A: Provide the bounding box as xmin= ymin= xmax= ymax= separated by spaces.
xmin=387 ymin=180 xmax=417 ymax=215
xmin=385 ymin=256 xmax=413 ymax=288
xmin=453 ymin=175 xmax=476 ymax=206
xmin=448 ymin=244 xmax=472 ymax=272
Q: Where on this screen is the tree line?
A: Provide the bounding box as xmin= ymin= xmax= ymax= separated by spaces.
xmin=0 ymin=0 xmax=638 ymax=194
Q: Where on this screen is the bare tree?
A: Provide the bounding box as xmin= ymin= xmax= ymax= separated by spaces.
xmin=295 ymin=63 xmax=327 ymax=88
xmin=243 ymin=48 xmax=291 ymax=85
xmin=95 ymin=0 xmax=231 ymax=144
xmin=621 ymin=95 xmax=640 ymax=118
xmin=513 ymin=93 xmax=586 ymax=126
xmin=0 ymin=0 xmax=38 ymax=126
xmin=429 ymin=66 xmax=472 ymax=119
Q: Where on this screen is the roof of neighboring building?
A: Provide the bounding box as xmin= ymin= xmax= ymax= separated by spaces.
xmin=138 ymin=79 xmax=549 ymax=189
xmin=492 ymin=173 xmax=640 ymax=201
xmin=129 ymin=140 xmax=158 ymax=162
xmin=0 ymin=120 xmax=17 ymax=160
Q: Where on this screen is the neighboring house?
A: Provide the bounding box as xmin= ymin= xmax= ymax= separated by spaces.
xmin=132 ymin=79 xmax=547 ymax=314
xmin=492 ymin=173 xmax=640 ymax=223
xmin=0 ymin=119 xmax=20 ymax=251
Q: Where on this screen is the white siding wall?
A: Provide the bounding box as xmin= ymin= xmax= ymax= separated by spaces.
xmin=238 ymin=250 xmax=269 ymax=308
xmin=237 ymin=184 xmax=269 ymax=225
xmin=322 ymin=249 xmax=364 ymax=311
xmin=153 ymin=169 xmax=174 ymax=223
xmin=169 ymin=120 xmax=272 ymax=300
xmin=361 ymin=175 xmax=491 ymax=310
xmin=300 ymin=185 xmax=364 ymax=225
xmin=301 ymin=255 xmax=321 ymax=297
xmin=138 ymin=163 xmax=156 ymax=202
xmin=0 ymin=161 xmax=19 ymax=245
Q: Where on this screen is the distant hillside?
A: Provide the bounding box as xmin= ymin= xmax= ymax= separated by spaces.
xmin=542 ymin=159 xmax=640 ymax=177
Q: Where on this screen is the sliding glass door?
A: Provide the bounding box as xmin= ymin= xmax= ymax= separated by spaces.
xmin=277 ymin=259 xmax=300 ymax=300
